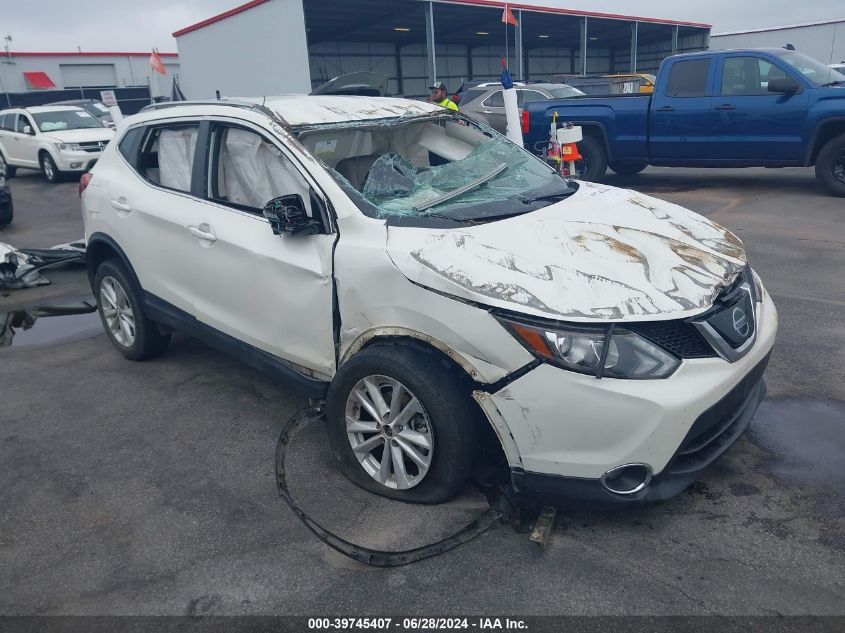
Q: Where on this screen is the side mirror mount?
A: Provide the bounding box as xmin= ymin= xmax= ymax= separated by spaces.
xmin=263 ymin=194 xmax=320 ymax=236
xmin=768 ymin=77 xmax=800 ymax=94
xmin=23 ymin=125 xmax=33 ymax=135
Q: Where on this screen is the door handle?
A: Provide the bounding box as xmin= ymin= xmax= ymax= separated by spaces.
xmin=188 ymin=224 xmax=217 ymax=243
xmin=714 ymin=103 xmax=736 ymax=110
xmin=655 ymin=105 xmax=675 ymax=112
xmin=110 ymin=199 xmax=131 ymax=212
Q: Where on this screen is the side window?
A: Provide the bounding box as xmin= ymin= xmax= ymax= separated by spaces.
xmin=665 ymin=59 xmax=711 ymax=97
xmin=138 ymin=124 xmax=199 ymax=192
xmin=117 ymin=127 xmax=144 ymax=166
xmin=518 ymin=90 xmax=546 ymax=107
xmin=721 ymin=57 xmax=786 ymax=95
xmin=0 ymin=114 xmax=14 ymax=131
xmin=208 ymin=124 xmax=312 ymax=214
xmin=16 ymin=115 xmax=32 ymax=133
xmin=483 ymin=91 xmax=505 ymax=108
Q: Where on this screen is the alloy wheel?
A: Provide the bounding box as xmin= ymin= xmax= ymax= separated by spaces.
xmin=833 ymin=148 xmax=845 ymax=185
xmin=99 ymin=276 xmax=136 ymax=347
xmin=42 ymin=156 xmax=54 ymax=181
xmin=0 ymin=153 xmax=6 ymax=175
xmin=344 ymin=375 xmax=434 ymax=490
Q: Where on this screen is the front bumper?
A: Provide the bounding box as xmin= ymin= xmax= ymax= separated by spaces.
xmin=55 ymin=150 xmax=101 ymax=172
xmin=478 ymin=290 xmax=778 ymax=503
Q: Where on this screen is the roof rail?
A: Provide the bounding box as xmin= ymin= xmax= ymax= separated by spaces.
xmin=139 ymin=99 xmax=287 ymax=126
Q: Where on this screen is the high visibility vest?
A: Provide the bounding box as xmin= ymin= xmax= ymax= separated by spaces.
xmin=436 ymin=98 xmax=459 ymax=111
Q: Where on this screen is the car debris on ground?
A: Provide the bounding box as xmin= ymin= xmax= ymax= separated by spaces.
xmin=0 ymin=241 xmax=86 ymax=290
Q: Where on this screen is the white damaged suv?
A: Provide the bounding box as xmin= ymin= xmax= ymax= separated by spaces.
xmin=81 ymin=96 xmax=777 ymax=504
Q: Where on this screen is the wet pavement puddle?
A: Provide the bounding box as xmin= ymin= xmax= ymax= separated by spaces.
xmin=0 ymin=298 xmax=102 ymax=349
xmin=750 ymin=397 xmax=845 ymax=492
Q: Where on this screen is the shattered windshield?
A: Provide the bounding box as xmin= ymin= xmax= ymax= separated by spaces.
xmin=298 ymin=115 xmax=574 ymax=224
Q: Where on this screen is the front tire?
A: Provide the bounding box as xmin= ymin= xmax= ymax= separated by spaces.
xmin=326 ymin=343 xmax=477 ymax=504
xmin=94 ymin=259 xmax=170 ymax=360
xmin=815 ymin=132 xmax=845 ymax=197
xmin=0 ymin=152 xmax=15 ymax=178
xmin=574 ymin=135 xmax=608 ymax=182
xmin=40 ymin=152 xmax=61 ymax=183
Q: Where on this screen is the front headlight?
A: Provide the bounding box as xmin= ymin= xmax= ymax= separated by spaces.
xmin=497 ymin=316 xmax=681 ymax=379
xmin=58 ymin=143 xmax=81 ymax=151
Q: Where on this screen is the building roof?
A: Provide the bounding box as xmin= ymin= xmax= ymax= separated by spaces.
xmin=173 ymin=0 xmax=709 ymax=38
xmin=7 ymin=51 xmax=178 ymax=58
xmin=712 ymin=18 xmax=845 ymax=37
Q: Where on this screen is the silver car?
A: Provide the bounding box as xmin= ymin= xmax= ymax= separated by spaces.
xmin=459 ymin=82 xmax=584 ymax=135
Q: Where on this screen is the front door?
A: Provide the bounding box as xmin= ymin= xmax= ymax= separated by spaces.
xmin=183 ymin=120 xmax=337 ymax=377
xmin=711 ymin=54 xmax=809 ymax=163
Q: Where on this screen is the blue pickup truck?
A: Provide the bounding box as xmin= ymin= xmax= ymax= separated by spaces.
xmin=523 ymin=48 xmax=845 ymax=196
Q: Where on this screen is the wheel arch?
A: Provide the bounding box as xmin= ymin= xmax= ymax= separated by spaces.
xmin=806 ymin=117 xmax=845 ymax=165
xmin=341 ymin=330 xmax=519 ymax=470
xmin=85 ymin=232 xmax=140 ymax=290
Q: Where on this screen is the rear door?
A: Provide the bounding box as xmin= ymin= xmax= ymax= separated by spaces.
xmin=17 ymin=114 xmax=40 ymax=167
xmin=710 ymin=54 xmax=809 ymax=163
xmin=649 ymin=56 xmax=716 ymax=162
xmin=183 ymin=119 xmax=337 ymax=376
xmin=477 ymin=90 xmax=507 ymax=133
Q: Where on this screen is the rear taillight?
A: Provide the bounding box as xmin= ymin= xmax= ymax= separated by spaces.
xmin=521 ymin=110 xmax=530 ymax=135
xmin=79 ymin=172 xmax=92 ymax=197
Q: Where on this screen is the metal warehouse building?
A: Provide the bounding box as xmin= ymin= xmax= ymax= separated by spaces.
xmin=173 ymin=0 xmax=710 ymax=99
xmin=0 ymin=52 xmax=180 ymax=96
xmin=711 ymin=19 xmax=845 ymax=66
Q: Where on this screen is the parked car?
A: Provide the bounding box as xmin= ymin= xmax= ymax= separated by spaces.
xmin=604 ymin=73 xmax=657 ymax=93
xmin=460 ymin=82 xmax=584 ymax=134
xmin=82 ymin=95 xmax=777 ymax=505
xmin=523 ymin=48 xmax=845 ymax=195
xmin=45 ymin=99 xmax=114 ymax=127
xmin=0 ymin=106 xmax=114 ymax=183
xmin=0 ymin=166 xmax=11 ymax=226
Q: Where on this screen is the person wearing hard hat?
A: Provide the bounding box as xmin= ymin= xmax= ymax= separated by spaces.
xmin=429 ymin=82 xmax=458 ymax=111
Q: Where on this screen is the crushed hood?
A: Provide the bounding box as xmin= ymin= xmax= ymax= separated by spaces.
xmin=386 ymin=181 xmax=747 ymax=322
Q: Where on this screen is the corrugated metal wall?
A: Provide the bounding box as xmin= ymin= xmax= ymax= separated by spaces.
xmin=711 ymin=22 xmax=845 ymax=66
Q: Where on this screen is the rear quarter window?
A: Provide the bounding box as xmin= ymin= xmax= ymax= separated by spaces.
xmin=117 ymin=127 xmax=144 ymax=166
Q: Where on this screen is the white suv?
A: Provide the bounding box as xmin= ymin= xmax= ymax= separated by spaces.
xmin=0 ymin=106 xmax=114 ymax=183
xmin=81 ymin=96 xmax=777 ymax=504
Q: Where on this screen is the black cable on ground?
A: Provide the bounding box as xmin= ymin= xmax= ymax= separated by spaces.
xmin=275 ymin=406 xmax=503 ymax=568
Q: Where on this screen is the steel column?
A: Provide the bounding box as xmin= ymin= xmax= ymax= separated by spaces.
xmin=580 ymin=16 xmax=588 ymax=77
xmin=630 ymin=22 xmax=638 ymax=73
xmin=425 ymin=1 xmax=437 ymax=85
xmin=672 ymin=25 xmax=679 ymax=55
xmin=515 ymin=10 xmax=524 ymax=80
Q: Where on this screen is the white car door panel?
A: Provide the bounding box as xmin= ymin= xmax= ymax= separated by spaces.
xmin=182 ymin=122 xmax=337 ymax=376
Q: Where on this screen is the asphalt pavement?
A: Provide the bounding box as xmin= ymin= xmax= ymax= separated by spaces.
xmin=0 ymin=166 xmax=843 ymax=615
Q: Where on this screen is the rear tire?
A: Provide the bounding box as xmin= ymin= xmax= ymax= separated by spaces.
xmin=610 ymin=161 xmax=648 ymax=176
xmin=815 ymin=132 xmax=845 ymax=197
xmin=94 ymin=259 xmax=170 ymax=360
xmin=40 ymin=152 xmax=61 ymax=184
xmin=326 ymin=343 xmax=477 ymax=504
xmin=575 ymin=136 xmax=608 ymax=182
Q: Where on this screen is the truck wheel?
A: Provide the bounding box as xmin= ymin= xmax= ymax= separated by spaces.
xmin=610 ymin=161 xmax=647 ymax=176
xmin=94 ymin=259 xmax=171 ymax=360
xmin=575 ymin=136 xmax=608 ymax=182
xmin=0 ymin=152 xmax=15 ymax=178
xmin=326 ymin=343 xmax=477 ymax=504
xmin=815 ymin=132 xmax=845 ymax=197
xmin=40 ymin=153 xmax=61 ymax=184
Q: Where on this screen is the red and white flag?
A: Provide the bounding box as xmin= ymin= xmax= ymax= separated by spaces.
xmin=149 ymin=49 xmax=167 ymax=76
xmin=501 ymin=3 xmax=518 ymax=27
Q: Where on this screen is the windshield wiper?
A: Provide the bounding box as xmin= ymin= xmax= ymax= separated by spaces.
xmin=418 ymin=162 xmax=508 ymax=212
xmin=520 ymin=189 xmax=575 ymax=204
xmin=821 ymin=80 xmax=844 ymax=87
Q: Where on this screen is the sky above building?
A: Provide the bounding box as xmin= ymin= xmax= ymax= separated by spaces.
xmin=2 ymin=0 xmax=844 ymax=52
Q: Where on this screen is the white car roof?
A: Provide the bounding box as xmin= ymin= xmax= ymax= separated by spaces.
xmin=14 ymin=106 xmax=87 ymax=114
xmin=138 ymin=95 xmax=442 ymax=127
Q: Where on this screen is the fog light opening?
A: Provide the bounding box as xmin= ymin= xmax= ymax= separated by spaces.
xmin=70 ymin=162 xmax=82 ymax=169
xmin=600 ymin=463 xmax=653 ymax=496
